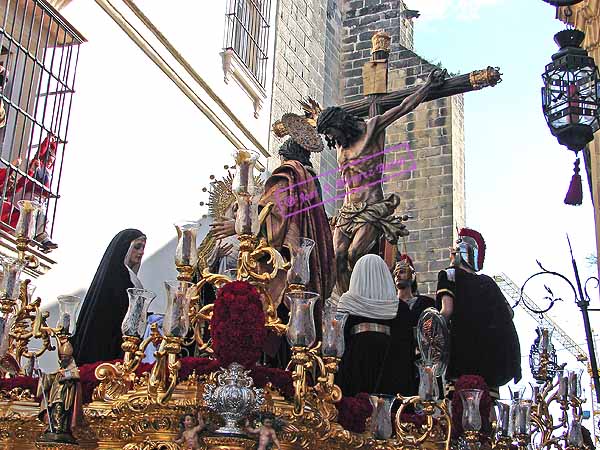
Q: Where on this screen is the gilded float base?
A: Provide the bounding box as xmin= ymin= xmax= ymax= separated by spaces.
xmin=34 ymin=443 xmax=79 ymax=450
xmin=203 ymin=435 xmax=256 ymax=450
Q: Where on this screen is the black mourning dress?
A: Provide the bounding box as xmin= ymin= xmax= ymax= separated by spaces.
xmin=436 ymin=267 xmax=521 ymax=388
xmin=336 ymin=302 xmax=417 ymax=397
xmin=72 ymin=229 xmax=145 ymax=365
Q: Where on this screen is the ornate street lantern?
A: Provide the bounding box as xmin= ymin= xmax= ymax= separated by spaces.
xmin=529 ymin=326 xmax=558 ymax=382
xmin=541 ymin=28 xmax=600 ymax=205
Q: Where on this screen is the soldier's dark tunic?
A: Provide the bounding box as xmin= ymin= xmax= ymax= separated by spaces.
xmin=436 ymin=267 xmax=521 ymax=388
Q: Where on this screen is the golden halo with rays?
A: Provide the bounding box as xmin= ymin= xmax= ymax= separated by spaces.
xmin=197 ymin=170 xmax=264 ymax=272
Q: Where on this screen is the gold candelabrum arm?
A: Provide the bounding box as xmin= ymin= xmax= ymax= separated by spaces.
xmin=393 ymin=396 xmax=450 ymax=450
xmin=316 ymin=356 xmax=342 ymax=404
xmin=16 ymin=236 xmax=39 ymax=271
xmin=526 ymin=373 xmax=587 ymax=450
xmin=93 ymin=329 xmax=162 ymax=403
xmin=187 ymin=268 xmax=230 ymax=353
xmin=146 ymin=336 xmax=183 ymax=405
xmin=0 ymin=235 xmax=52 ymax=375
xmin=288 ymin=346 xmax=312 ymax=417
xmin=6 ymin=279 xmax=70 ymax=374
xmin=195 ymin=230 xmax=290 ymax=338
xmin=287 ymin=343 xmax=343 ymax=417
xmin=96 ymin=323 xmax=162 ymax=382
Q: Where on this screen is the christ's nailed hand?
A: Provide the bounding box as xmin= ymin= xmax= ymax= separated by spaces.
xmin=426 ymin=69 xmax=446 ymax=89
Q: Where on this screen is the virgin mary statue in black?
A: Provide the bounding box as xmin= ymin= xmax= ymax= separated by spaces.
xmin=72 ymin=229 xmax=146 ymax=365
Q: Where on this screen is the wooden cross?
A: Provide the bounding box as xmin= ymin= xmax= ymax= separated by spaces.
xmin=338 ymin=30 xmax=502 ymax=267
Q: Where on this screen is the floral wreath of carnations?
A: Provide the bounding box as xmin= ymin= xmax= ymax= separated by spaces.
xmin=211 ymin=280 xmax=267 ymax=368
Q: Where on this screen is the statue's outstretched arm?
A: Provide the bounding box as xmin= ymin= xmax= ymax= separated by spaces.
xmin=375 ymin=69 xmax=446 ymax=133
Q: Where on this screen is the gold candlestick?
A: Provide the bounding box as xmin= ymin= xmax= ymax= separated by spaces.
xmin=176 ymin=264 xmax=194 ymax=282
xmin=515 ymin=433 xmax=530 ymax=450
xmin=394 ymin=395 xmax=451 ymax=450
xmin=464 ymin=430 xmax=481 ymax=450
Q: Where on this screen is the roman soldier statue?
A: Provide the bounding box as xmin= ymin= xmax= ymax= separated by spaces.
xmin=436 ymin=228 xmax=521 ymax=400
xmin=392 ymin=252 xmax=435 ymax=395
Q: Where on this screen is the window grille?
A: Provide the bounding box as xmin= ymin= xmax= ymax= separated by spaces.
xmin=0 ymin=0 xmax=84 ymax=247
xmin=224 ymin=0 xmax=271 ymax=88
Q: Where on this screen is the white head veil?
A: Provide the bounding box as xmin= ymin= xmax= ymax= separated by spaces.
xmin=337 ymin=254 xmax=398 ymax=320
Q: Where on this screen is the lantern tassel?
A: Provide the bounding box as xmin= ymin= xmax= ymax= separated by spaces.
xmin=564 ymin=157 xmax=583 ymax=206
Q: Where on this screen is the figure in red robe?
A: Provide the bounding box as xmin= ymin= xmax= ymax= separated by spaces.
xmin=0 ymin=133 xmax=58 ymax=251
xmin=211 ymin=137 xmax=335 ymax=367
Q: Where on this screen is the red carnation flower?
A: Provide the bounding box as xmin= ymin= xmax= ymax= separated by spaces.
xmin=211 ymin=281 xmax=267 ymax=368
xmin=336 ymin=392 xmax=374 ymax=433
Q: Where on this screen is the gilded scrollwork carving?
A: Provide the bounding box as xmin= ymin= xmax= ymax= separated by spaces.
xmin=122 ymin=436 xmax=182 ymax=450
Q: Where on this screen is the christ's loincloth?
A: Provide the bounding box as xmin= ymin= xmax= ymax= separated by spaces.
xmin=332 ymin=193 xmax=407 ymax=244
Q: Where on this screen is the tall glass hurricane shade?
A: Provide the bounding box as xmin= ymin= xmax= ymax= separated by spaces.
xmin=496 ymin=401 xmax=512 ymax=437
xmin=508 ymin=385 xmax=527 ymax=438
xmin=568 ymin=419 xmax=584 ymax=447
xmin=558 ymin=370 xmax=569 ymax=399
xmin=163 ymin=281 xmax=193 ymax=338
xmin=175 ymin=221 xmax=199 ymax=267
xmin=321 ymin=308 xmax=348 ymax=358
xmin=459 ymin=389 xmax=483 ymax=432
xmin=369 ymin=395 xmax=396 ymax=440
xmin=416 ymin=360 xmax=438 ymax=401
xmin=0 ymin=316 xmax=12 ymax=358
xmin=234 ymin=187 xmax=263 ymax=236
xmin=286 ymin=291 xmax=319 ymax=348
xmin=568 ymin=369 xmax=583 ymax=398
xmin=15 ymin=200 xmax=41 ymax=239
xmin=515 ymin=400 xmax=532 ymax=435
xmin=288 ymin=238 xmax=315 ymax=286
xmin=1 ymin=257 xmax=25 ymax=300
xmin=232 ymin=149 xmax=259 ymax=195
xmin=121 ymin=288 xmax=156 ymax=337
xmin=56 ymin=295 xmax=81 ymax=335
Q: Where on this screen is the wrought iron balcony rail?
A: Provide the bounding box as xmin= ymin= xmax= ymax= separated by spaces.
xmin=0 ymin=0 xmax=84 ymax=245
xmin=224 ymin=0 xmax=271 ymax=88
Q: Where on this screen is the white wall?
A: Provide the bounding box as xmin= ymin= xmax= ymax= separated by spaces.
xmin=33 ymin=0 xmax=276 ymax=351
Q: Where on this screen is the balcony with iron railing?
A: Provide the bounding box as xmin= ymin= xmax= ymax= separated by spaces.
xmin=0 ymin=0 xmax=85 ymax=274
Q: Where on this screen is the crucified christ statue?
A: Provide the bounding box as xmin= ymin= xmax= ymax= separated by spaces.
xmin=315 ymin=69 xmax=446 ymax=294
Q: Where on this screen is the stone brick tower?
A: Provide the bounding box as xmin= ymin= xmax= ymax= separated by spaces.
xmin=269 ymin=0 xmax=466 ymax=295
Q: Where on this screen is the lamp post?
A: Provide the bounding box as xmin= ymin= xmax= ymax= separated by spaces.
xmin=519 ymin=235 xmax=600 ymax=404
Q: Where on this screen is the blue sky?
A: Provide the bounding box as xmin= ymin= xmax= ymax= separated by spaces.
xmin=413 ymin=0 xmax=598 ymax=309
xmin=411 ymin=0 xmax=599 ymax=410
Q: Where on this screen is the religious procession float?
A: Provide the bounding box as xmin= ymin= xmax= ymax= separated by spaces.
xmin=0 ymin=156 xmax=591 ymax=450
xmin=0 ymin=30 xmax=595 ymax=450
